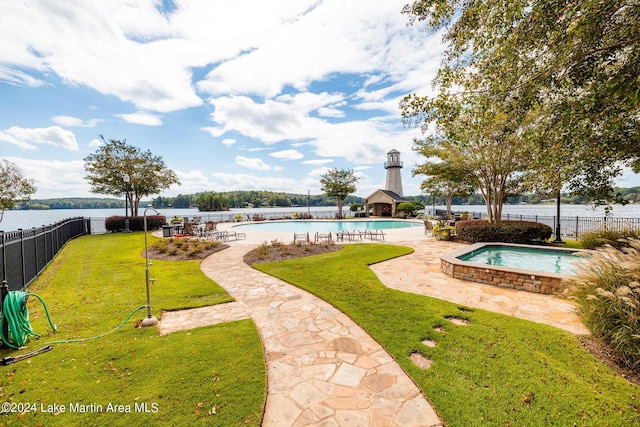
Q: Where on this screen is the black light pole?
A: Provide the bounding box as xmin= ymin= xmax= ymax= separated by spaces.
xmin=553 ymin=189 xmax=564 ymax=243
xmin=123 ymin=174 xmax=131 ymax=233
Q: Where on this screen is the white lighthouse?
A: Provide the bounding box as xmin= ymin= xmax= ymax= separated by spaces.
xmin=384 ymin=149 xmax=404 ymax=196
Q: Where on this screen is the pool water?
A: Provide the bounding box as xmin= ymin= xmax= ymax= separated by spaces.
xmin=233 ymin=219 xmax=422 ymax=233
xmin=457 ymin=246 xmax=586 ymax=275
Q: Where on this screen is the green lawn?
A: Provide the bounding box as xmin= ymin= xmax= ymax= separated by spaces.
xmin=256 ymin=243 xmax=640 ymax=427
xmin=1 ymin=233 xmax=266 ymax=426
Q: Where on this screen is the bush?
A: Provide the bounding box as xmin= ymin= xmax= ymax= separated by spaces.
xmin=569 ymin=239 xmax=640 ymax=369
xmin=455 ymin=220 xmax=552 ymax=243
xmin=105 ymin=215 xmax=166 ymax=232
xmin=580 ymin=227 xmax=640 ymax=250
xmin=396 ymin=202 xmax=415 ymax=217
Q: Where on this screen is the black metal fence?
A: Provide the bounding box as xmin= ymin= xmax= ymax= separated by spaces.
xmin=0 ymin=217 xmax=90 ymax=291
xmin=429 ymin=208 xmax=640 ymax=240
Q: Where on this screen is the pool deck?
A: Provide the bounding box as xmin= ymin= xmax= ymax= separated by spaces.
xmin=158 ymin=221 xmax=588 ymax=426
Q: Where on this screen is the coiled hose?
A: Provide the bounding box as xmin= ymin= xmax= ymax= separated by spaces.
xmin=1 ymin=291 xmax=57 ymax=349
xmin=1 ymin=290 xmax=148 ymax=348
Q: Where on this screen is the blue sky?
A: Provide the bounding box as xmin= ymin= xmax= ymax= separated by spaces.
xmin=1 ymin=1 xmax=637 ymax=200
xmin=0 ymin=0 xmax=447 ymax=199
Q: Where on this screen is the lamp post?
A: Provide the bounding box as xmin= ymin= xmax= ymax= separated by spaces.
xmin=553 ymin=189 xmax=564 ymax=243
xmin=123 ymin=174 xmax=131 ymax=233
xmin=141 ymin=207 xmax=159 ymax=327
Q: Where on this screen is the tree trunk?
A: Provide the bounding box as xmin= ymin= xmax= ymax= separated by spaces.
xmin=337 ymin=198 xmax=344 ymax=219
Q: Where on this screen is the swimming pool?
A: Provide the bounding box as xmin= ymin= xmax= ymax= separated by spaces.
xmin=458 ymin=246 xmax=584 ymax=275
xmin=233 ymin=219 xmax=422 ymax=233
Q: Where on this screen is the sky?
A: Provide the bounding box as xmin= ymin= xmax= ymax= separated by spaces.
xmin=2 ymin=1 xmax=638 ymax=201
xmin=0 ymin=0 xmax=451 ymax=200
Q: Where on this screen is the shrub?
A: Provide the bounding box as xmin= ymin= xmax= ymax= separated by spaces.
xmin=455 ymin=220 xmax=552 ymax=243
xmin=396 ymin=202 xmax=415 ymax=217
xmin=580 ymin=227 xmax=640 ymax=250
xmin=569 ymin=239 xmax=640 ymax=369
xmin=105 ymin=215 xmax=166 ymax=232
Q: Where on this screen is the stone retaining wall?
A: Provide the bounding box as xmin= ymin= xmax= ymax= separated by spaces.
xmin=440 ymin=258 xmax=563 ymax=294
xmin=439 ymin=242 xmax=579 ymax=295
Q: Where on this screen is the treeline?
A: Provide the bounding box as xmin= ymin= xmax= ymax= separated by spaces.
xmin=19 ymin=198 xmax=128 ymax=210
xmin=151 ymin=191 xmax=366 ymax=211
xmin=425 ymin=186 xmax=640 ymax=206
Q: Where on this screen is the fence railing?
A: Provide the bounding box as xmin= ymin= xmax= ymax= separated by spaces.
xmin=427 ymin=208 xmax=640 ymax=240
xmin=1 ymin=217 xmax=90 ymax=291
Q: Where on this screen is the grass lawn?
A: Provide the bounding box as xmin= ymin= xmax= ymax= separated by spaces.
xmin=1 ymin=233 xmax=266 ymax=426
xmin=256 ymin=243 xmax=640 ymax=427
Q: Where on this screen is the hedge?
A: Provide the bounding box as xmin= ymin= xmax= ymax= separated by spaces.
xmin=455 ymin=220 xmax=553 ymax=243
xmin=105 ymin=215 xmax=167 ymax=232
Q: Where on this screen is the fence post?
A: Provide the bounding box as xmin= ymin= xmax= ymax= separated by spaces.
xmin=19 ymin=229 xmax=26 ymax=289
xmin=576 ymin=216 xmax=580 ymax=240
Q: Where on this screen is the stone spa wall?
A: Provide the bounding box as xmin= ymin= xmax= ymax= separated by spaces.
xmin=439 ymin=243 xmax=576 ymax=295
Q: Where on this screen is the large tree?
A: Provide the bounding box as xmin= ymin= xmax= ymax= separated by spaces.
xmin=84 ymin=136 xmax=180 ymax=217
xmin=413 ymin=152 xmax=475 ymax=219
xmin=320 ymin=168 xmax=359 ymax=219
xmin=402 ymin=0 xmax=640 ymax=203
xmin=0 ymin=159 xmax=36 ymax=224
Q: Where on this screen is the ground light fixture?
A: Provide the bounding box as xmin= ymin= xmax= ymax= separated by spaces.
xmin=141 ymin=206 xmax=159 ymax=327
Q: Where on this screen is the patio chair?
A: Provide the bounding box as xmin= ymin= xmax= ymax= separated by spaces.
xmin=294 ymin=232 xmax=310 ymax=244
xmin=315 ymin=232 xmax=332 ymax=243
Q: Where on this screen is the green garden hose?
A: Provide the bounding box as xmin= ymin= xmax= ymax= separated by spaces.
xmin=1 ymin=291 xmax=57 ymax=349
xmin=1 ymin=290 xmax=149 ymax=349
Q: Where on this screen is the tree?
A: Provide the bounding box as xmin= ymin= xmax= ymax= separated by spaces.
xmin=319 ymin=168 xmax=359 ymax=219
xmin=409 ymin=97 xmax=532 ymax=222
xmin=195 ymin=192 xmax=229 ymax=212
xmin=414 ymin=154 xmax=475 ymax=219
xmin=84 ymin=136 xmax=180 ymax=216
xmin=402 ymin=0 xmax=640 ymax=203
xmin=0 ymin=159 xmax=36 ymax=224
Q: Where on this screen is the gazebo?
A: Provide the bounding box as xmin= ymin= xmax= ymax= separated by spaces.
xmin=364 ymin=189 xmax=408 ymax=217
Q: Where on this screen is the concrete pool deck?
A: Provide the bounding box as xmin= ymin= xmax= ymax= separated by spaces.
xmin=158 ymin=222 xmax=588 ymax=426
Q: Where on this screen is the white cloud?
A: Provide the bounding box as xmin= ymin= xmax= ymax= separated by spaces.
xmin=235 ymin=156 xmax=274 ymax=171
xmin=270 ymin=149 xmax=304 ymax=160
xmin=6 ymin=157 xmax=89 ymax=198
xmin=115 ymin=112 xmax=162 ymax=126
xmin=52 ymin=115 xmax=100 ymax=127
xmin=0 ymin=126 xmax=78 ymax=151
xmin=0 ymin=65 xmax=44 ymax=87
xmin=210 ymin=172 xmax=318 ymax=194
xmin=221 ymin=138 xmax=236 ymax=147
xmin=302 ymin=159 xmax=334 ymax=165
xmin=317 ymin=107 xmax=345 ymax=118
xmin=88 ymin=138 xmax=103 ymax=148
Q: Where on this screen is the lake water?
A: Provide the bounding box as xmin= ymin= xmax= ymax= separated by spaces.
xmin=2 ymin=203 xmax=640 ymax=233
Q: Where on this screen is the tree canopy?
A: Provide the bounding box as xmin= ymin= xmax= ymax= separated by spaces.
xmin=320 ymin=168 xmax=359 ymax=218
xmin=402 ymin=0 xmax=640 ymax=203
xmin=0 ymin=159 xmax=36 ymax=224
xmin=84 ymin=136 xmax=180 ymax=216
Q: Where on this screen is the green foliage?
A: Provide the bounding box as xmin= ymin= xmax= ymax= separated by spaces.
xmin=0 ymin=159 xmax=36 ymax=223
xmin=319 ymin=168 xmax=359 ymax=218
xmin=396 ymin=202 xmax=416 ymax=217
xmin=257 ymin=244 xmax=640 ymax=426
xmin=105 ymin=215 xmax=166 ymax=232
xmin=570 ymin=239 xmax=640 ymax=369
xmin=580 ymin=228 xmax=640 ymax=250
xmin=455 ymin=220 xmax=553 ymax=243
xmin=84 ymin=135 xmax=180 ymax=216
xmin=195 ymin=192 xmax=230 ymax=211
xmin=402 ymin=0 xmax=640 ymax=204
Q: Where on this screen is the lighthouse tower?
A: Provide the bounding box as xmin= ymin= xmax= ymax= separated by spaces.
xmin=384 ymin=149 xmax=404 ymax=196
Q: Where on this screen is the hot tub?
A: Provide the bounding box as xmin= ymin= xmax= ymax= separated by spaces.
xmin=440 ymin=242 xmax=589 ymax=294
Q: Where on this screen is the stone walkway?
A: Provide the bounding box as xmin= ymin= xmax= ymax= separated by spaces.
xmin=161 ymin=245 xmax=442 ymax=427
xmin=158 ymin=235 xmax=588 ymax=426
